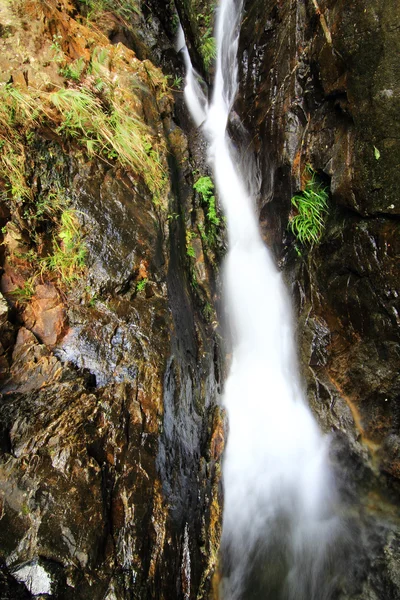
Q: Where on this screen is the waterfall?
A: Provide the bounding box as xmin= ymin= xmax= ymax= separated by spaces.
xmin=176 ymin=27 xmax=208 ymax=127
xmin=180 ymin=1 xmax=341 ymax=598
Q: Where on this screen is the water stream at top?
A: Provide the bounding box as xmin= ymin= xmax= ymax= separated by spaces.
xmin=179 ymin=1 xmax=341 ymax=597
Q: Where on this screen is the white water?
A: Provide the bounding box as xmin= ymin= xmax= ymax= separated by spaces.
xmin=177 ymin=26 xmax=208 ymax=127
xmin=180 ymin=1 xmax=340 ymax=598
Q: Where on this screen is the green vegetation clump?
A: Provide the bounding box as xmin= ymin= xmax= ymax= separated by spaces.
xmin=193 ymin=175 xmax=220 ymax=245
xmin=0 ymin=85 xmax=39 ymax=202
xmin=186 ymin=230 xmax=196 ymax=258
xmin=200 ymin=33 xmax=217 ymax=69
xmin=48 ymin=87 xmax=165 ymax=196
xmin=59 ymin=58 xmax=86 ymax=82
xmin=0 ymin=69 xmax=166 ymax=201
xmin=6 ymin=191 xmax=87 ymax=293
xmin=288 ymin=168 xmax=329 ymax=246
xmin=41 ymin=209 xmax=86 ymax=284
xmin=195 ymin=4 xmax=217 ymax=69
xmin=0 ymin=35 xmax=169 ymax=296
xmin=78 ymin=0 xmax=140 ymax=24
xmin=136 ymin=277 xmax=147 ymax=293
xmin=10 ymin=278 xmax=36 ymax=302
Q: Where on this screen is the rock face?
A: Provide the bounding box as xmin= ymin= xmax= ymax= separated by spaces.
xmin=233 ymin=0 xmax=400 ymax=598
xmin=0 ymin=0 xmax=223 ymax=598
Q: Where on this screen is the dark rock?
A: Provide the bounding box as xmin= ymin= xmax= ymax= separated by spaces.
xmin=0 ymin=0 xmax=224 ymax=598
xmin=236 ymin=0 xmax=400 ymax=597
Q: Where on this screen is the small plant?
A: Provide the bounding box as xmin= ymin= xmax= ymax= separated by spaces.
xmin=50 ymin=34 xmax=64 ymax=63
xmin=193 ymin=176 xmax=220 ymax=227
xmin=10 ymin=277 xmax=36 ymax=302
xmin=21 ymin=503 xmax=30 ymax=516
xmin=136 ymin=278 xmax=147 ymax=292
xmin=186 ymin=230 xmax=196 ymax=258
xmin=288 ymin=167 xmax=329 ymax=246
xmin=41 ymin=209 xmax=86 ymax=283
xmin=59 ymin=58 xmax=86 ymax=82
xmin=88 ymin=295 xmax=98 ymax=307
xmin=202 ymin=301 xmax=213 ymax=321
xmin=35 ymin=190 xmax=66 ymax=219
xmin=193 ymin=176 xmax=221 ymax=249
xmin=200 ymin=30 xmax=217 ymax=69
xmin=168 ymin=75 xmax=182 ymax=90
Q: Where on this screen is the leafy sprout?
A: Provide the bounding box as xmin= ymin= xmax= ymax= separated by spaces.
xmin=136 ymin=278 xmax=147 ymax=292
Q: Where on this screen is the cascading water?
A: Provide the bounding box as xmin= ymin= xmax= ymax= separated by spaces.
xmin=180 ymin=1 xmax=341 ymax=598
xmin=176 ymin=26 xmax=208 ymax=127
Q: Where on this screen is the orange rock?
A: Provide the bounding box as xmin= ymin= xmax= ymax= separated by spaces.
xmin=23 ymin=284 xmax=66 ymax=346
xmin=210 ymin=409 xmax=225 ymax=461
xmin=138 ymin=259 xmax=149 ymax=279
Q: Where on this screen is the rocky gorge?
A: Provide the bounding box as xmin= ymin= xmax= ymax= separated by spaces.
xmin=0 ymin=0 xmax=399 ymax=599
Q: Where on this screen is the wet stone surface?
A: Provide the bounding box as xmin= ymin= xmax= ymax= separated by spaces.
xmin=234 ymin=0 xmax=400 ymax=598
xmin=0 ymin=0 xmax=224 ymax=598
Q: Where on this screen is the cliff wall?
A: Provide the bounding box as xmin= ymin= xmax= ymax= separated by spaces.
xmin=0 ymin=0 xmax=223 ymax=597
xmin=235 ymin=1 xmax=400 ymax=597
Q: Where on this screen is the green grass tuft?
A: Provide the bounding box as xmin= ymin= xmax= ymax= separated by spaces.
xmin=10 ymin=278 xmax=36 ymax=302
xmin=48 ymin=86 xmax=165 ymax=197
xmin=41 ymin=209 xmax=86 ymax=284
xmin=288 ymin=168 xmax=329 ymax=246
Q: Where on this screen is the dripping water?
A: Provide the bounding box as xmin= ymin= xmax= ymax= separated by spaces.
xmin=179 ymin=1 xmax=341 ymax=598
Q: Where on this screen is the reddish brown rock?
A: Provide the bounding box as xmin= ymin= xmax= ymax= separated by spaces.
xmin=23 ymin=284 xmax=66 ymax=346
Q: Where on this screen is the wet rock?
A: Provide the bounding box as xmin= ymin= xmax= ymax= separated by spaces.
xmin=0 ymin=293 xmax=8 ymax=327
xmin=0 ymin=0 xmax=224 ymax=597
xmin=237 ymin=0 xmax=400 ymax=597
xmin=1 ymin=327 xmax=62 ymax=396
xmin=12 ymin=560 xmax=53 ymax=595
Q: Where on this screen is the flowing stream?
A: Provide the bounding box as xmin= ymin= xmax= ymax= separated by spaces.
xmin=179 ymin=1 xmax=340 ymax=598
